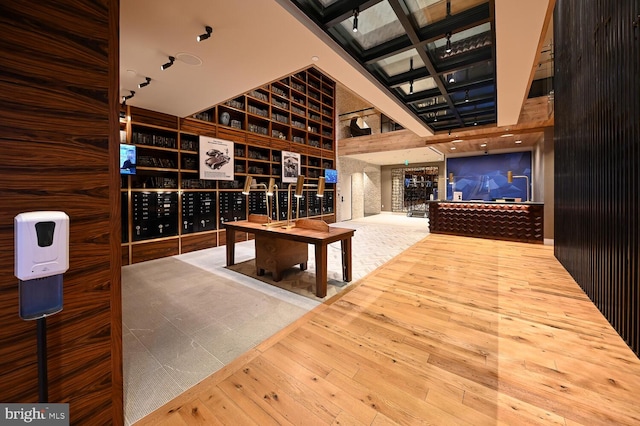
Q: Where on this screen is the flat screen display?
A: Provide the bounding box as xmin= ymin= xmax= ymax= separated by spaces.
xmin=120 ymin=144 xmax=136 ymax=175
xmin=325 ymin=168 xmax=337 ymax=183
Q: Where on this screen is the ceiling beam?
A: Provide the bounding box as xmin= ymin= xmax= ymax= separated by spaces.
xmin=387 ymin=0 xmax=463 ymax=128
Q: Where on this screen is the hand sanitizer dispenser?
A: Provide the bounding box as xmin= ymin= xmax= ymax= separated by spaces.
xmin=15 ymin=211 xmax=69 ymax=320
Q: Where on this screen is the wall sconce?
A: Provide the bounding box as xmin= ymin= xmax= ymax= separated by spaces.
xmin=161 ymin=56 xmax=175 ymax=71
xmin=197 ymin=25 xmax=213 ymax=42
xmin=507 ymin=171 xmax=530 ymax=202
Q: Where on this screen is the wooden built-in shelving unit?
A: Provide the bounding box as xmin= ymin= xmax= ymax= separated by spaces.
xmin=120 ymin=67 xmax=336 ymax=264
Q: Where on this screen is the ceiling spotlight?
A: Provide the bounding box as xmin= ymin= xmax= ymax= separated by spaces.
xmin=409 ymin=80 xmax=414 ymax=95
xmin=197 ymin=25 xmax=213 ymax=42
xmin=445 ymin=32 xmax=452 ymax=53
xmin=465 ymin=89 xmax=469 ymax=102
xmin=121 ymin=90 xmax=135 ymax=106
xmin=161 ymin=56 xmax=175 ymax=71
xmin=137 ymin=77 xmax=151 ymax=88
xmin=352 ymin=8 xmax=359 ymax=33
xmin=448 ymin=74 xmax=455 ymax=83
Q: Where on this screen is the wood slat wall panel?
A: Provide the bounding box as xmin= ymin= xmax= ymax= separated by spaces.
xmin=0 ymin=1 xmax=122 ymax=423
xmin=554 ymin=0 xmax=640 ymax=356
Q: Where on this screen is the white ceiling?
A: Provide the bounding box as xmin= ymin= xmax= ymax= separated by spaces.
xmin=347 ymin=145 xmax=445 ymax=165
xmin=120 ymin=0 xmax=553 ymax=164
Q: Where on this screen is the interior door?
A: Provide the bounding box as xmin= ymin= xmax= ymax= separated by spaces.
xmin=339 ymin=174 xmax=352 ymax=221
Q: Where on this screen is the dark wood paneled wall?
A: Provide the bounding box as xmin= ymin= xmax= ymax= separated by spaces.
xmin=0 ymin=1 xmax=122 ymax=424
xmin=554 ymin=0 xmax=640 ymax=356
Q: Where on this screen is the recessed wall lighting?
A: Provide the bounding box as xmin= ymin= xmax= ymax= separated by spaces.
xmin=450 ymin=146 xmax=456 ymax=150
xmin=452 ymin=139 xmax=463 ymax=143
xmin=515 ymin=140 xmax=522 ymax=144
xmin=500 ymin=133 xmax=514 ymax=137
xmin=480 ymin=143 xmax=487 ymax=147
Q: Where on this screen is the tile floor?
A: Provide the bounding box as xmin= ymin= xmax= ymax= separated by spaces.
xmin=122 ymin=213 xmax=429 ymax=424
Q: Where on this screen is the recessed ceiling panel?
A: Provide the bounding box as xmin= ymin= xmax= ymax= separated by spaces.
xmin=375 ymin=48 xmax=424 ymax=77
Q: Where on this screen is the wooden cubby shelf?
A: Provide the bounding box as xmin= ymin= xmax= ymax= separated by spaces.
xmin=121 ymin=67 xmax=336 ymax=264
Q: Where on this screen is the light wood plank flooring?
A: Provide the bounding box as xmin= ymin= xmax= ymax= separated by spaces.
xmin=135 ymin=234 xmax=640 ymax=425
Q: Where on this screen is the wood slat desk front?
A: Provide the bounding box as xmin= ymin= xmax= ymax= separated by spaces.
xmin=223 ymin=220 xmax=355 ymax=298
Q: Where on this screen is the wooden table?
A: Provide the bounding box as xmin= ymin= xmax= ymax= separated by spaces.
xmin=224 ymin=219 xmax=355 ymax=298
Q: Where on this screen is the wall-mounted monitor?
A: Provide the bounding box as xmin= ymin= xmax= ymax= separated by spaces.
xmin=325 ymin=168 xmax=337 ymax=184
xmin=120 ymin=144 xmax=136 ymax=175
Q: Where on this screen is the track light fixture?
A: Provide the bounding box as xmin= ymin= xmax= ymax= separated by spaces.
xmin=448 ymin=74 xmax=455 ymax=83
xmin=445 ymin=32 xmax=452 ymax=53
xmin=352 ymin=8 xmax=359 ymax=33
xmin=408 ymin=58 xmax=414 ymax=94
xmin=121 ymin=90 xmax=135 ymax=106
xmin=197 ymin=25 xmax=213 ymax=42
xmin=465 ymin=89 xmax=469 ymax=102
xmin=137 ymin=77 xmax=151 ymax=88
xmin=160 ymin=56 xmax=175 ymax=71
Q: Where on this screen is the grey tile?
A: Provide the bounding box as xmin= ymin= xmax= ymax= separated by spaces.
xmin=160 ymin=343 xmax=224 ymax=390
xmin=124 ymin=365 xmax=183 ymax=425
xmin=122 ymin=332 xmax=162 ymax=381
xmin=130 ymin=321 xmax=196 ymax=365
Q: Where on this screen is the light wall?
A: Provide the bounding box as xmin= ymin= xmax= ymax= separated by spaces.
xmin=337 ymin=157 xmax=380 ymax=220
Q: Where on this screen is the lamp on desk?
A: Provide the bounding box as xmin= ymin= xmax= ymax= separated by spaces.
xmin=285 ymin=175 xmax=325 ymax=228
xmin=507 ymin=171 xmax=530 ymax=202
xmin=264 ymin=177 xmax=282 ymax=226
xmin=242 ymin=175 xmax=272 ymax=222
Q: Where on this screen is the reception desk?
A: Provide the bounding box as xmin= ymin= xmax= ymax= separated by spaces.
xmin=428 ymin=201 xmax=544 ymax=244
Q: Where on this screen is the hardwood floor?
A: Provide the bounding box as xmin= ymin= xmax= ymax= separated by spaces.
xmin=135 ymin=234 xmax=640 ymax=425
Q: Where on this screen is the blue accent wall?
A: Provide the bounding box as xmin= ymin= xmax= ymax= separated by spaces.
xmin=446 ymin=151 xmax=531 ymax=201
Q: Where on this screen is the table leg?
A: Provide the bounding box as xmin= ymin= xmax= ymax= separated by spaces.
xmin=226 ymin=229 xmax=236 ymax=266
xmin=314 ymin=243 xmax=328 ymax=298
xmin=341 ymin=237 xmax=352 ymax=282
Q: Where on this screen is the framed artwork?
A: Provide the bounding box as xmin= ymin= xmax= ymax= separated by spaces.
xmin=199 ymin=136 xmax=234 ymax=181
xmin=282 ymin=151 xmax=301 ymax=183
